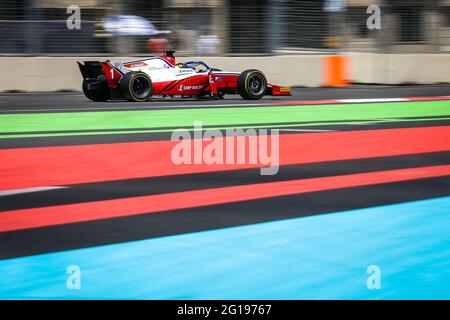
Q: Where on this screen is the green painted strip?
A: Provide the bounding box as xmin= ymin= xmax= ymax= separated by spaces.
xmin=1 ymin=115 xmax=447 ymax=136
xmin=1 ymin=116 xmax=450 ymax=140
xmin=0 ymin=101 xmax=449 ymax=135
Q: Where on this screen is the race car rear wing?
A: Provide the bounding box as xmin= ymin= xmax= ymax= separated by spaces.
xmin=78 ymin=60 xmax=124 ymax=90
xmin=77 ymin=61 xmax=104 ymax=81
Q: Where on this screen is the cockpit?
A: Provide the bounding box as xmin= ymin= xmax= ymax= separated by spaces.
xmin=176 ymin=61 xmax=212 ymax=73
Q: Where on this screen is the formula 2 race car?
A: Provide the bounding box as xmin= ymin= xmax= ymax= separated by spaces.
xmin=78 ymin=50 xmax=291 ymax=102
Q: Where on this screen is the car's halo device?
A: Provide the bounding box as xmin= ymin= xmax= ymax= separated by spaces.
xmin=78 ymin=51 xmax=291 ymax=102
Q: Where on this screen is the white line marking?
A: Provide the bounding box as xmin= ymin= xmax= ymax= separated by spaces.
xmin=0 ymin=186 xmax=67 ymax=196
xmin=278 ymin=129 xmax=335 ymax=132
xmin=336 ymin=98 xmax=409 ymax=103
xmin=2 ymin=95 xmax=448 ymax=113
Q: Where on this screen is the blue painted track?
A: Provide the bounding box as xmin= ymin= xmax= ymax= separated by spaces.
xmin=1 ymin=197 xmax=450 ymax=299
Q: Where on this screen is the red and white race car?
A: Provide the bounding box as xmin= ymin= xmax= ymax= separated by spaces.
xmin=78 ymin=50 xmax=290 ymax=102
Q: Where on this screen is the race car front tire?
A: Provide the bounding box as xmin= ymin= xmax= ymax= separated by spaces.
xmin=237 ymin=69 xmax=267 ymax=100
xmin=82 ymin=80 xmax=110 ymax=102
xmin=120 ymin=71 xmax=152 ymax=102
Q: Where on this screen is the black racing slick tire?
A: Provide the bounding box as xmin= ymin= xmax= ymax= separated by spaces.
xmin=120 ymin=71 xmax=152 ymax=102
xmin=237 ymin=69 xmax=267 ymax=100
xmin=82 ymin=80 xmax=110 ymax=102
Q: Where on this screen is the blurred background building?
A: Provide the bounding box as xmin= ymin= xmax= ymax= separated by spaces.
xmin=0 ymin=0 xmax=449 ymax=55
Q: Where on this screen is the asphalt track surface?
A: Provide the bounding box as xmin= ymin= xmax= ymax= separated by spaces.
xmin=0 ymin=85 xmax=450 ymax=299
xmin=1 ymin=84 xmax=450 ymax=112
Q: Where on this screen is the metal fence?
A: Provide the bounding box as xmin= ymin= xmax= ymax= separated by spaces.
xmin=0 ymin=0 xmax=449 ymax=56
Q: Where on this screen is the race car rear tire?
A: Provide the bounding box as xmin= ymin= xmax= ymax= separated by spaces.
xmin=237 ymin=69 xmax=267 ymax=100
xmin=120 ymin=71 xmax=152 ymax=102
xmin=82 ymin=80 xmax=110 ymax=102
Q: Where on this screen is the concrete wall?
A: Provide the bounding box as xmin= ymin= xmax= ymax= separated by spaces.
xmin=0 ymin=55 xmax=322 ymax=91
xmin=0 ymin=54 xmax=449 ymax=92
xmin=349 ymin=53 xmax=450 ymax=84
